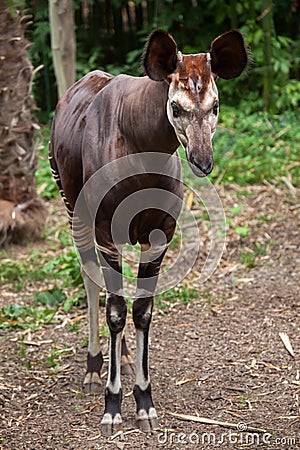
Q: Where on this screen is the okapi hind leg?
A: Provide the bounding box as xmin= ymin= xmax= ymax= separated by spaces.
xmin=81 ymin=248 xmax=104 ymax=394
xmin=121 ymin=335 xmax=135 ymax=376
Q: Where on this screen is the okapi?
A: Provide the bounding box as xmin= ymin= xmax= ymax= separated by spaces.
xmin=49 ymin=30 xmax=248 ymax=435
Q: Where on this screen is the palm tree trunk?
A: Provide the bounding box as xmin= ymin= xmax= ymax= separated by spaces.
xmin=0 ymin=2 xmax=47 ymax=246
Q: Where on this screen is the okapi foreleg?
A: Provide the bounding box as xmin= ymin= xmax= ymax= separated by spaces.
xmin=133 ymin=295 xmax=157 ymax=432
xmin=98 ymin=250 xmax=127 ymax=437
xmin=132 ymin=247 xmax=167 ymax=431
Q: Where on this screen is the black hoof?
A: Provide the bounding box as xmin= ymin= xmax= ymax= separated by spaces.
xmin=83 ymin=351 xmax=103 ymax=393
xmin=101 ymin=387 xmax=122 ymax=437
xmin=133 ymin=384 xmax=158 ymax=432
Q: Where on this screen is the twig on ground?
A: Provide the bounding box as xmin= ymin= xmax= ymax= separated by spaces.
xmin=168 ymin=412 xmax=267 ymax=433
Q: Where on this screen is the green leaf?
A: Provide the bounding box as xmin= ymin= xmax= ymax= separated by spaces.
xmin=230 ymin=205 xmax=244 ymax=216
xmin=35 ymin=288 xmax=66 ymax=306
xmin=235 ymin=226 xmax=250 ymax=236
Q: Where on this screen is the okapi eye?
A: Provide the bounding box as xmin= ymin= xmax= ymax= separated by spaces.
xmin=213 ymin=101 xmax=219 ymax=115
xmin=171 ymin=102 xmax=180 ymax=118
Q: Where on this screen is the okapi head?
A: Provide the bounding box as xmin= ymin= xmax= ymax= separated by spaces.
xmin=143 ymin=30 xmax=248 ymax=176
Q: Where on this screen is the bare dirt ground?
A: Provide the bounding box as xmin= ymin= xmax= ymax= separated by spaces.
xmin=1 ymin=183 xmax=300 ymax=449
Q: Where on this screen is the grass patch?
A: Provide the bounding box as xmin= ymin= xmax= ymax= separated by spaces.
xmin=240 ymin=243 xmax=269 ymax=268
xmin=213 ymin=107 xmax=300 ymax=186
xmin=240 ymin=251 xmax=256 ymax=268
xmin=0 ymin=303 xmax=57 ymax=330
xmin=155 ymin=285 xmax=198 ymax=311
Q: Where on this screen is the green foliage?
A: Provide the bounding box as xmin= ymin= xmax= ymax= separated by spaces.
xmin=178 ymin=107 xmax=299 ymax=187
xmin=122 ymin=260 xmax=134 ymax=279
xmin=235 ymin=226 xmax=250 ymax=237
xmin=35 ymin=287 xmax=66 ymax=307
xmin=24 ymin=0 xmax=300 ymax=118
xmin=44 ymin=345 xmax=73 ymax=370
xmin=155 ymin=285 xmax=198 ymax=310
xmin=25 ymin=0 xmax=54 ymax=122
xmin=0 ymin=246 xmax=86 ymax=327
xmin=44 ymin=346 xmax=61 ymax=369
xmin=0 ymin=303 xmax=57 ymax=330
xmin=0 ymin=247 xmax=82 ymax=291
xmin=0 ymin=257 xmax=46 ymax=291
xmin=4 ymin=0 xmax=300 ymax=330
xmin=104 ymin=47 xmax=145 ymax=77
xmin=100 ymin=323 xmax=110 ymax=338
xmin=168 ymin=230 xmax=181 ymax=250
xmin=212 ymin=107 xmax=300 ymax=186
xmin=240 ymin=243 xmax=268 ymax=268
xmin=214 ymin=1 xmax=300 ymax=113
xmin=46 ymin=249 xmax=83 ymax=287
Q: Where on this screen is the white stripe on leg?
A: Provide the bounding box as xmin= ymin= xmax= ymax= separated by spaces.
xmin=107 ymin=331 xmax=122 ymax=394
xmin=136 ymin=328 xmax=149 ymax=391
xmin=82 ymin=265 xmax=101 ymax=357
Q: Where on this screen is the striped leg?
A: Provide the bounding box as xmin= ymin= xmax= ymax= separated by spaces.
xmin=70 ymin=201 xmax=105 ymax=394
xmin=81 ymin=248 xmax=104 ymax=393
xmin=133 ymin=245 xmax=167 ymax=432
xmin=98 ymin=249 xmax=127 ymax=437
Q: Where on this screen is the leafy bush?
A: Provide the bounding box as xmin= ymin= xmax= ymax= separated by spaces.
xmin=212 ymin=106 xmax=300 ymax=186
xmin=25 ymin=0 xmax=300 ymax=118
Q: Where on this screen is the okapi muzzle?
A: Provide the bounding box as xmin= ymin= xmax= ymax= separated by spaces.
xmin=49 ymin=28 xmax=249 ymax=436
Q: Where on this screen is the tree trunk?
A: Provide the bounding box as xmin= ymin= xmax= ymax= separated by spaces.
xmin=0 ymin=2 xmax=47 ymax=246
xmin=261 ymin=0 xmax=275 ymax=113
xmin=49 ymin=0 xmax=76 ymax=98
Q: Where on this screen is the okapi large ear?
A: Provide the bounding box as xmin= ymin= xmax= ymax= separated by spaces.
xmin=210 ymin=30 xmax=249 ymax=79
xmin=142 ymin=30 xmax=178 ymax=81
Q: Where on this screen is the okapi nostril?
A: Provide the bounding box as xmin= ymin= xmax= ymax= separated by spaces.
xmin=190 ymin=155 xmax=214 ymax=175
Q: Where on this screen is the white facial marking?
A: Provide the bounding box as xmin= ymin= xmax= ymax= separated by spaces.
xmin=198 ymin=75 xmax=218 ymax=111
xmin=188 ymin=77 xmax=202 ymax=93
xmin=167 ymin=82 xmax=195 ymax=149
xmin=167 ymin=72 xmax=219 ymax=176
xmin=169 ymin=92 xmax=194 ymax=112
